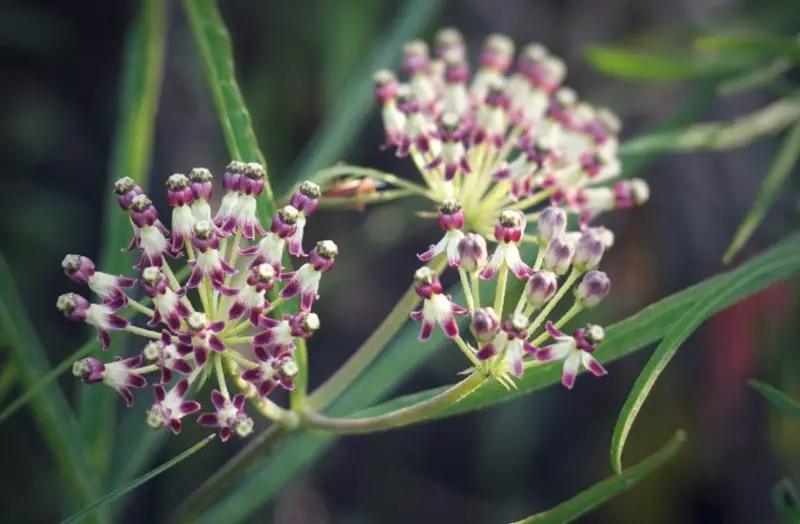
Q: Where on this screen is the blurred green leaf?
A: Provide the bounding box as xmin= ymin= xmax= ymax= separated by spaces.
xmin=62 ymin=435 xmax=215 ymax=524
xmin=619 ymin=97 xmax=800 ymax=156
xmin=183 ymin=0 xmax=276 ymax=223
xmin=584 ymin=45 xmax=751 ymax=82
xmin=772 ymin=478 xmax=800 ymax=524
xmin=0 ymin=254 xmax=107 ymax=523
xmin=609 ymin=237 xmax=800 ymax=473
xmin=512 ymin=431 xmax=686 ymax=524
xmin=717 ymin=58 xmax=792 ymax=97
xmin=0 ymin=361 xmax=15 ymax=407
xmin=750 ymin=380 xmax=800 ymax=419
xmin=723 ymin=122 xmax=800 ymax=263
xmin=282 ymin=0 xmax=444 ymax=194
xmin=78 ymin=0 xmax=167 ymax=482
xmin=697 ymin=34 xmax=800 ymax=62
xmin=0 ymin=343 xmax=92 ymax=426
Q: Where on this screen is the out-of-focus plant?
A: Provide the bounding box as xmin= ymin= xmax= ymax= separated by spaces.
xmin=3 ymin=1 xmax=800 ymax=523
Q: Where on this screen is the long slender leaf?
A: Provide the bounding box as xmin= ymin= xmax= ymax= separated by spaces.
xmin=717 ymin=58 xmax=792 ymax=97
xmin=79 ymin=0 xmax=167 ymax=481
xmin=183 ymin=0 xmax=276 ymax=222
xmin=772 ymin=478 xmax=800 ymax=524
xmin=750 ymin=380 xmax=800 ymax=419
xmin=619 ymin=97 xmax=800 ymax=156
xmin=281 ymin=0 xmax=444 ymax=194
xmin=185 ymin=234 xmax=800 ymax=523
xmin=723 ymin=122 xmax=800 ymax=263
xmin=62 ymin=435 xmax=215 ymax=524
xmin=584 ymin=45 xmax=751 ymax=82
xmin=697 ymin=34 xmax=800 ymax=62
xmin=609 ymin=238 xmax=800 ymax=474
xmin=0 ymin=254 xmax=107 ymax=523
xmin=0 ymin=361 xmax=16 ymax=407
xmin=513 ymin=431 xmax=686 ymax=524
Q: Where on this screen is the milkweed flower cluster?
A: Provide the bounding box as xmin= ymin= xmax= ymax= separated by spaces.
xmin=317 ymin=29 xmax=649 ymax=389
xmin=59 ymin=161 xmax=334 ymax=441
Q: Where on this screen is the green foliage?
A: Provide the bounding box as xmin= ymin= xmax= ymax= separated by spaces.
xmin=79 ymin=0 xmax=167 ymax=481
xmin=750 ymin=380 xmax=800 ymax=419
xmin=0 ymin=254 xmax=107 ymax=524
xmin=696 ymin=34 xmax=800 ymax=62
xmin=512 ymin=431 xmax=686 ymax=524
xmin=772 ymin=478 xmax=800 ymax=524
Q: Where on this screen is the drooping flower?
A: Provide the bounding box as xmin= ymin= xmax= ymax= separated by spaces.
xmin=536 ymin=321 xmax=607 ymax=389
xmin=73 ymin=355 xmax=146 ymax=406
xmin=280 ymin=240 xmax=338 ymax=311
xmin=62 ymin=254 xmax=135 ymax=310
xmin=146 ymin=379 xmax=202 ymax=434
xmin=417 ymin=198 xmax=466 ymax=267
xmin=57 ymin=293 xmax=129 ymax=350
xmin=410 ymin=267 xmax=468 ymax=341
xmin=480 ymin=210 xmax=533 ymax=280
xmin=197 ymin=390 xmax=254 ymax=442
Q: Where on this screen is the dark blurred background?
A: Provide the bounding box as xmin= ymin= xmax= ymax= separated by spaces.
xmin=2 ymin=0 xmax=800 ymax=523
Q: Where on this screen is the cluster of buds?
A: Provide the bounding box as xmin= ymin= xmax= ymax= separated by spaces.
xmin=353 ymin=28 xmax=649 ymax=389
xmin=60 ymin=161 xmax=336 ymax=441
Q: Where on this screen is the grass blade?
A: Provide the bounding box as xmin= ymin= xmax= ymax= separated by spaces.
xmin=696 ymin=34 xmax=800 ymax=62
xmin=723 ymin=122 xmax=800 ymax=263
xmin=0 ymin=254 xmax=106 ymax=523
xmin=183 ymin=0 xmax=276 ymax=222
xmin=608 ymin=239 xmax=800 ymax=474
xmin=584 ymin=45 xmax=751 ymax=82
xmin=749 ymin=380 xmax=800 ymax=419
xmin=283 ymin=0 xmax=444 ymax=194
xmin=717 ymin=58 xmax=792 ymax=97
xmin=78 ymin=0 xmax=167 ymax=481
xmin=619 ymin=97 xmax=800 ymax=156
xmin=772 ymin=478 xmax=800 ymax=524
xmin=513 ymin=431 xmax=686 ymax=524
xmin=62 ymin=435 xmax=215 ymax=524
xmin=0 ymin=342 xmax=92 ymax=426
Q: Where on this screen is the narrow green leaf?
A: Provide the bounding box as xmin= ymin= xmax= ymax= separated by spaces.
xmin=584 ymin=45 xmax=750 ymax=82
xmin=0 ymin=342 xmax=92 ymax=426
xmin=183 ymin=0 xmax=276 ymax=223
xmin=723 ymin=122 xmax=800 ymax=263
xmin=609 ymin=239 xmax=800 ymax=474
xmin=750 ymin=380 xmax=800 ymax=419
xmin=79 ymin=0 xmax=167 ymax=481
xmin=697 ymin=35 xmax=800 ymax=62
xmin=619 ymin=97 xmax=800 ymax=156
xmin=717 ymin=58 xmax=792 ymax=97
xmin=62 ymin=435 xmax=215 ymax=524
xmin=0 ymin=254 xmax=106 ymax=523
xmin=772 ymin=478 xmax=800 ymax=524
xmin=282 ymin=0 xmax=444 ymax=194
xmin=0 ymin=361 xmax=16 ymax=407
xmin=513 ymin=431 xmax=686 ymax=524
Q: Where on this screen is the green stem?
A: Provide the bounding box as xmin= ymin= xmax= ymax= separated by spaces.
xmin=310 ymin=165 xmax=431 ymax=196
xmin=126 ymin=298 xmax=155 ymax=318
xmin=459 ymin=269 xmax=475 ymax=312
xmin=471 ymin=272 xmax=481 ymax=309
xmin=290 ymin=338 xmax=309 ymax=409
xmin=301 ymin=372 xmax=486 ymax=434
xmin=528 ymin=268 xmax=581 ymax=336
xmin=530 ymin=303 xmax=584 ymax=347
xmin=316 ymin=188 xmax=418 ymax=209
xmin=454 ymin=336 xmax=481 ymax=367
xmin=493 ymin=265 xmax=509 ymax=317
xmin=308 ymin=257 xmax=447 ymax=410
xmin=254 ymin=398 xmax=300 ymax=428
xmin=214 ymin=354 xmax=229 ymax=397
xmin=124 ymin=325 xmax=163 ymax=340
xmin=223 ymin=350 xmax=258 ymax=369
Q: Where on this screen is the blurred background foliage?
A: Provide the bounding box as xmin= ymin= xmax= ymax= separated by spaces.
xmin=1 ymin=0 xmax=800 ymax=522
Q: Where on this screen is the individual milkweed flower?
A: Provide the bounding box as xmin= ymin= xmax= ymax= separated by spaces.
xmin=197 ymin=390 xmax=254 ymax=442
xmin=73 ymin=355 xmax=146 ymax=406
xmin=146 ymin=379 xmax=202 ymax=434
xmin=426 ymin=113 xmax=471 ymax=181
xmin=188 ymin=167 xmax=214 ymax=222
xmin=471 ymin=307 xmax=502 ymax=359
xmin=410 ymin=267 xmax=468 ymax=341
xmin=220 ymin=263 xmax=275 ymax=324
xmin=142 ymin=332 xmax=193 ymax=383
xmin=373 ymin=70 xmax=406 ymax=148
xmin=475 ymin=313 xmax=537 ymax=378
xmin=403 ymin=40 xmax=437 ymax=112
xmin=114 ymin=176 xmax=144 ymax=211
xmin=239 ymin=205 xmax=299 ymax=271
xmin=572 ymin=229 xmax=606 ymax=272
xmin=524 ymin=270 xmax=558 ymax=309
xmin=536 ymin=321 xmax=607 ymax=390
xmin=233 ymin=162 xmax=268 ymax=240
xmin=396 ymin=85 xmax=439 ymax=157
xmin=252 ymin=312 xmax=320 ymax=355
xmin=542 ymin=236 xmax=575 ymax=276
xmin=417 ymin=199 xmax=466 ymax=267
xmin=536 ymin=206 xmax=567 ymax=244
xmin=472 ymin=78 xmax=510 ymax=149
xmin=481 ymin=210 xmax=533 ymax=280
xmin=177 ymin=312 xmax=225 ymax=367
xmin=572 ymin=178 xmax=650 ymax=225
xmin=240 ymin=345 xmax=298 ymax=397
xmin=280 ymin=240 xmax=338 ymax=311
xmin=457 ymin=233 xmax=488 ymax=273
xmin=129 ymin=194 xmax=169 ymax=270
xmin=57 ymin=293 xmax=129 ymax=350
xmin=61 ymin=254 xmax=135 ymax=310
xmin=575 ymin=270 xmax=611 ymax=308
xmin=214 ymin=160 xmax=246 ymax=235
xmin=186 ymin=220 xmax=236 ymax=290
xmin=166 ymin=173 xmax=196 ymax=255
xmin=286 ymin=181 xmax=321 ymax=257
xmin=141 ymin=266 xmax=191 ymax=331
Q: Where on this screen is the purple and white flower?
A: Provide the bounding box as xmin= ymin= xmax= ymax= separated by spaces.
xmin=410 ymin=267 xmax=468 ymax=341
xmin=480 ymin=210 xmax=533 ymax=280
xmin=536 ymin=321 xmax=607 ymax=390
xmin=57 ymin=293 xmax=129 ymax=350
xmin=146 ymin=379 xmax=202 ymax=434
xmin=280 ymin=240 xmax=338 ymax=311
xmin=73 ymin=355 xmax=146 ymax=406
xmin=62 ymin=254 xmax=135 ymax=310
xmin=197 ymin=390 xmax=254 ymax=442
xmin=417 ymin=199 xmax=466 ymax=267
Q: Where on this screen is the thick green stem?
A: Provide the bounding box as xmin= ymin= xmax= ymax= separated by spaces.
xmin=301 ymin=372 xmax=486 ymax=434
xmin=290 ymin=339 xmax=309 ymax=409
xmin=493 ymin=265 xmax=509 ymax=317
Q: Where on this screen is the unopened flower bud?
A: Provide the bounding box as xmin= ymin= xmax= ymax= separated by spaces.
xmin=189 ymin=167 xmax=214 ymax=200
xmin=573 ymin=230 xmax=605 ymax=272
xmin=525 ymin=270 xmax=558 ymax=308
xmin=470 ymin=307 xmax=501 ymax=344
xmin=575 ymin=270 xmax=610 ymax=308
xmin=494 ymin=210 xmax=525 ymax=243
xmin=438 ymin=199 xmax=465 ymax=230
xmin=457 ymin=233 xmax=488 ymax=272
xmin=543 ymin=237 xmax=574 ymax=275
xmin=537 ymin=207 xmax=567 ymax=243
xmin=166 ymin=174 xmax=192 ymax=207
xmin=291 ymin=181 xmax=321 ymax=215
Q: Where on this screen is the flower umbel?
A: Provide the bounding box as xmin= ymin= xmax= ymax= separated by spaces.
xmin=59 ymin=162 xmax=337 ymax=440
